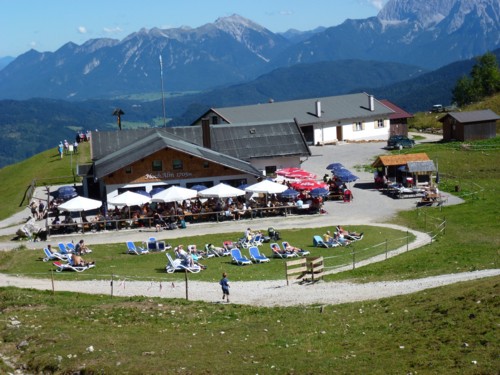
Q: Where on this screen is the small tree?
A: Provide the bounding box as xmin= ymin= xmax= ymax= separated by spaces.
xmin=452 ymin=52 xmax=500 ymax=106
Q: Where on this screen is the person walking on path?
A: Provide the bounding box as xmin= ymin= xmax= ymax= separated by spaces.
xmin=220 ymin=272 xmax=230 ymax=303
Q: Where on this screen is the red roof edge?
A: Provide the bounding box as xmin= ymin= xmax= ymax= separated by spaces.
xmin=380 ymin=99 xmax=414 ymax=120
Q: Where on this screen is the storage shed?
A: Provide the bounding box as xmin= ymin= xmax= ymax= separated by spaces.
xmin=372 ymin=153 xmax=435 ymax=185
xmin=439 ymin=109 xmax=499 ymax=141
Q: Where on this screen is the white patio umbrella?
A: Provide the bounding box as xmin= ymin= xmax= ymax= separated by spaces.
xmin=151 ymin=185 xmax=198 ymax=203
xmin=108 ymin=190 xmax=151 ymax=207
xmin=58 ymin=196 xmax=102 ymax=212
xmin=245 ymin=179 xmax=288 ymax=194
xmin=198 ymin=183 xmax=246 ymax=198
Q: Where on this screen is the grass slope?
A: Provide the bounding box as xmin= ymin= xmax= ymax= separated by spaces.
xmin=0 ymin=142 xmax=90 ymax=220
xmin=0 ymin=277 xmax=498 ymax=374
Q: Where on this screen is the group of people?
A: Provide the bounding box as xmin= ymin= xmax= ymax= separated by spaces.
xmin=29 ymin=199 xmax=46 ymax=221
xmin=47 ymin=239 xmax=95 ymax=267
xmin=173 ymin=244 xmax=207 ymax=270
xmin=323 ymin=225 xmax=364 ymax=246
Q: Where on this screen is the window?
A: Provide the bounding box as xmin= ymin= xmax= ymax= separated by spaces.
xmin=265 ymin=166 xmax=277 ymax=176
xmin=377 ymin=119 xmax=384 ymax=128
xmin=124 ymin=166 xmax=132 ymax=174
xmin=211 ymin=116 xmax=219 ymax=124
xmin=172 ymin=159 xmax=183 ymax=170
xmin=354 ymin=122 xmax=363 ymax=131
xmin=152 ymin=160 xmax=162 ymax=171
xmin=203 ymin=161 xmax=209 ymax=168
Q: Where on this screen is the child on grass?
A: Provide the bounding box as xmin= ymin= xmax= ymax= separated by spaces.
xmin=220 ymin=272 xmax=230 ymax=303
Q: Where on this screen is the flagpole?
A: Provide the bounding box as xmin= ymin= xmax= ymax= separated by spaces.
xmin=159 ymin=54 xmax=167 ymax=128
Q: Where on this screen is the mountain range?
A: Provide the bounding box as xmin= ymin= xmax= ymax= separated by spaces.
xmin=0 ymin=0 xmax=499 ymax=169
xmin=0 ymin=0 xmax=498 ymax=100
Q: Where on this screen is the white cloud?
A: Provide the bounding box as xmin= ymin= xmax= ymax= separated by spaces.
xmin=77 ymin=26 xmax=88 ymax=34
xmin=103 ymin=26 xmax=123 ymax=34
xmin=279 ymin=10 xmax=294 ymax=16
xmin=29 ymin=41 xmax=37 ymax=49
xmin=366 ymin=0 xmax=386 ymax=11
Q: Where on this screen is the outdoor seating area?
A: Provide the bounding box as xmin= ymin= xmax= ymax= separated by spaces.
xmin=40 ymin=175 xmax=336 ymax=237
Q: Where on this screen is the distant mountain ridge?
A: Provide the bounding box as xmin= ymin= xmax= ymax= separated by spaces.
xmin=0 ymin=0 xmax=498 ymax=100
xmin=274 ymin=0 xmax=499 ymax=70
xmin=1 ymin=47 xmax=499 ymax=169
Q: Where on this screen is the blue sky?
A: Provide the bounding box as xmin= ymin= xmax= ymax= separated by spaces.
xmin=0 ymin=0 xmax=388 ymax=57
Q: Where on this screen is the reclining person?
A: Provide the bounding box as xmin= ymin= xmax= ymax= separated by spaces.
xmin=282 ymin=242 xmax=306 ymax=254
xmin=71 ymin=253 xmax=95 ymax=267
xmin=175 ymin=245 xmax=195 ymax=267
xmin=335 ymin=225 xmax=363 ymax=240
xmin=271 ymin=243 xmax=292 ymax=255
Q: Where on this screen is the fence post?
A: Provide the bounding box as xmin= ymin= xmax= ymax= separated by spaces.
xmin=185 ymin=270 xmax=189 ymax=300
xmin=406 ymin=231 xmax=409 ymax=252
xmin=385 ymin=239 xmax=388 ymax=260
xmin=443 ymin=217 xmax=446 ymax=236
xmin=110 ymin=274 xmax=114 ymax=298
xmin=51 ymin=269 xmax=55 ymax=295
xmin=285 ymin=261 xmax=289 ymax=286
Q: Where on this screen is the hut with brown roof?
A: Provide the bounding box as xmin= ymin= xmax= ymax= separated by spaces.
xmin=372 ymin=153 xmax=436 ymax=186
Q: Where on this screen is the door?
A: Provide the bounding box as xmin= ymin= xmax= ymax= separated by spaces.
xmin=301 ymin=126 xmax=314 ymax=145
xmin=336 ymin=125 xmax=343 ymax=141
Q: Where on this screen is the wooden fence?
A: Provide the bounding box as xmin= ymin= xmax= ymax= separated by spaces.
xmin=285 ymin=256 xmax=324 ymax=285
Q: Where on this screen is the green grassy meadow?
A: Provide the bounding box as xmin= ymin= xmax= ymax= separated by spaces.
xmin=0 ymin=122 xmax=499 ymax=373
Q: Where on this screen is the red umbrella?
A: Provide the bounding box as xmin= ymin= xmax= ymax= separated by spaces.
xmin=291 ymin=179 xmax=327 ymax=190
xmin=276 ymin=168 xmax=316 ymax=179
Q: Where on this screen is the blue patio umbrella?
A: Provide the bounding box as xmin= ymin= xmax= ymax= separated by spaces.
xmin=326 ymin=163 xmax=344 ymax=170
xmin=135 ymin=190 xmax=151 ymax=198
xmin=190 ymin=184 xmax=208 ymax=191
xmin=149 ymin=187 xmax=166 ymax=196
xmin=310 ymin=187 xmax=330 ymax=198
xmin=280 ymin=188 xmax=300 ymax=199
xmin=338 ymin=173 xmax=359 ymax=183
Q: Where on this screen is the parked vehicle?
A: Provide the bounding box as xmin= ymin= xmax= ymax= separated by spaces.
xmin=387 ymin=135 xmax=415 ymax=149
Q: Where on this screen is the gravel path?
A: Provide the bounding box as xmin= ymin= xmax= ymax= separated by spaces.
xmin=2 ymin=134 xmax=498 ymax=306
xmin=1 ymin=270 xmax=498 ymax=307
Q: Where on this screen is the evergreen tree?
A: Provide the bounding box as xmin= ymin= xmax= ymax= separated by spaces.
xmin=452 ymin=52 xmax=500 ymax=106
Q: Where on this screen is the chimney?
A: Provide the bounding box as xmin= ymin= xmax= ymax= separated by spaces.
xmin=315 ymin=100 xmax=322 ymax=117
xmin=201 ymin=118 xmax=211 ymax=149
xmin=369 ymin=95 xmax=375 ymax=111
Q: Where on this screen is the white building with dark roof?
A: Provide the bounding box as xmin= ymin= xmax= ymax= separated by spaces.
xmin=193 ymin=92 xmax=395 ymax=145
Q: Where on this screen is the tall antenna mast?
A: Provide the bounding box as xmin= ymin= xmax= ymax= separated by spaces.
xmin=159 ymin=54 xmax=167 ymax=128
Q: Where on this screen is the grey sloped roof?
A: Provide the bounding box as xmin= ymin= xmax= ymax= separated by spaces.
xmin=203 ymin=92 xmax=393 ymax=125
xmin=92 ymin=122 xmax=310 ymax=163
xmin=92 ymin=128 xmax=159 ymax=161
xmin=210 ymin=121 xmax=310 ymax=160
xmin=406 ymin=160 xmax=436 ymax=173
xmin=164 ymin=121 xmax=310 ymax=160
xmin=439 ymin=109 xmax=500 ymax=124
xmin=94 ymin=131 xmax=261 ymax=179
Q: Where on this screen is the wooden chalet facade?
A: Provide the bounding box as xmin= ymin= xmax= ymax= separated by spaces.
xmin=379 ymin=99 xmax=413 ymax=137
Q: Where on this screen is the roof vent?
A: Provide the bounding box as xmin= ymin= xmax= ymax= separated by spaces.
xmin=369 ymin=95 xmax=375 ymax=111
xmin=315 ymin=100 xmax=322 ymax=117
xmin=249 ymin=128 xmax=256 ymax=134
